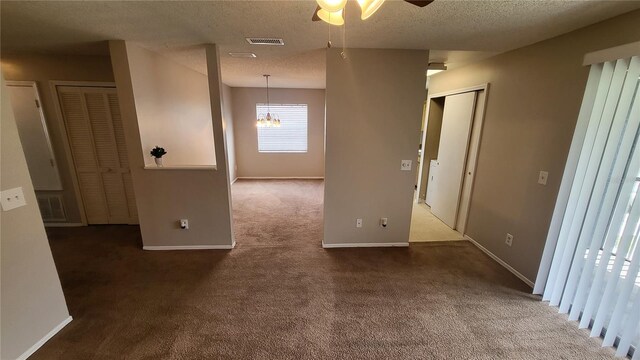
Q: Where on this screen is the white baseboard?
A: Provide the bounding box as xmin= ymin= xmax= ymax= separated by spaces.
xmin=143 ymin=242 xmax=236 ymax=251
xmin=16 ymin=316 xmax=72 ymax=360
xmin=464 ymin=235 xmax=534 ymax=288
xmin=322 ymin=242 xmax=409 ymax=248
xmin=231 ymin=177 xmax=238 ymax=184
xmin=409 ymin=238 xmax=466 ymax=243
xmin=236 ymin=177 xmax=324 ymax=180
xmin=44 ymin=222 xmax=84 ymax=227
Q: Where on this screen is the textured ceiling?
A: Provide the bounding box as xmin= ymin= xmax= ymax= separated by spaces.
xmin=2 ymin=1 xmax=639 ymax=88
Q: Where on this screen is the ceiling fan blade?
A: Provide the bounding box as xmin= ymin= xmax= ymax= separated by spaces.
xmin=404 ymin=0 xmax=434 ymax=7
xmin=312 ymin=5 xmax=321 ymax=21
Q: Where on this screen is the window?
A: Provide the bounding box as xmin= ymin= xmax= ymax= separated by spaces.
xmin=257 ymin=104 xmax=308 ymax=153
xmin=538 ymin=56 xmax=640 ymax=357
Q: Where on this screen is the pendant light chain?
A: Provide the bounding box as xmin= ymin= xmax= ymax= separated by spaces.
xmin=266 ymin=75 xmax=270 ymax=114
xmin=343 ymin=5 xmax=346 ymax=47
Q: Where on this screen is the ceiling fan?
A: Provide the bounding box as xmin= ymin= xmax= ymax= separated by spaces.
xmin=312 ymin=0 xmax=434 ymax=26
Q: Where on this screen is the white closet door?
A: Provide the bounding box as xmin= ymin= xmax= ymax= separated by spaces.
xmin=6 ymin=83 xmax=63 ymax=190
xmin=58 ymin=86 xmax=137 ymax=224
xmin=430 ymin=92 xmax=477 ymax=228
xmin=456 ymin=90 xmax=485 ymax=233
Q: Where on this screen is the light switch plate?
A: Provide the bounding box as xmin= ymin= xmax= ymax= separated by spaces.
xmin=401 ymin=160 xmax=412 ymax=171
xmin=538 ymin=171 xmax=549 ymax=185
xmin=1 ymin=187 xmax=27 ymax=211
xmin=505 ymin=233 xmax=514 ymax=247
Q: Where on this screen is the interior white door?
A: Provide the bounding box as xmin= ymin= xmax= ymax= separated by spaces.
xmin=6 ymin=82 xmax=63 ymax=190
xmin=456 ymin=90 xmax=485 ymax=233
xmin=58 ymin=86 xmax=138 ymax=224
xmin=430 ymin=91 xmax=477 ymax=228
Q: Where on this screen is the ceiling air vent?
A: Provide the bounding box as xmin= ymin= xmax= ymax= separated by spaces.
xmin=246 ymin=38 xmax=285 ymax=46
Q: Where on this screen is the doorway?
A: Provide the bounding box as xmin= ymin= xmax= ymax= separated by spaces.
xmin=411 ymin=84 xmax=488 ymax=241
xmin=6 ymin=81 xmax=70 ymax=222
xmin=225 ymin=86 xmax=326 ymax=247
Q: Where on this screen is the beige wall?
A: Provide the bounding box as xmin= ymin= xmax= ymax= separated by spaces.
xmin=428 ymin=9 xmax=640 ymax=282
xmin=109 ymin=41 xmax=234 ymax=248
xmin=1 ymin=54 xmax=115 ymax=223
xmin=231 ymin=87 xmax=325 ymax=178
xmin=1 ymin=75 xmax=70 ymax=359
xmin=124 ymin=45 xmax=216 ymax=167
xmin=222 ymin=84 xmax=237 ymax=182
xmin=324 ymin=48 xmax=428 ymax=246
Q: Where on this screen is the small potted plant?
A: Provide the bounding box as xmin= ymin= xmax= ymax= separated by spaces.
xmin=150 ymin=146 xmax=167 ymax=167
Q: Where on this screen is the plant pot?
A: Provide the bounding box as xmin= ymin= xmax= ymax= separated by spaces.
xmin=154 ymin=157 xmax=163 ymax=167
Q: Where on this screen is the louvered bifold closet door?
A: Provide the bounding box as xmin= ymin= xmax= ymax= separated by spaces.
xmin=58 ymin=86 xmax=138 ymax=224
xmin=107 ymin=92 xmax=138 ymax=220
xmin=541 ymin=56 xmax=640 ymax=358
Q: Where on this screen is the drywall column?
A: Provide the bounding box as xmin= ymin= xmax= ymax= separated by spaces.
xmin=323 ymin=48 xmax=428 ymax=247
xmin=205 ymin=44 xmax=235 ymax=232
xmin=109 ymin=41 xmax=234 ymax=248
xmin=222 ymin=84 xmax=237 ymax=182
xmin=1 ymin=75 xmax=71 ymax=359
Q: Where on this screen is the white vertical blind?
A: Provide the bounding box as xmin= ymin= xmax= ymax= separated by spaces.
xmin=257 ymin=104 xmax=308 ymax=153
xmin=538 ymin=55 xmax=640 ymax=358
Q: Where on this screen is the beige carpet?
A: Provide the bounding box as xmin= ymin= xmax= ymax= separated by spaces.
xmin=410 ymin=202 xmax=465 ymax=242
xmin=35 ymin=180 xmax=617 ymax=359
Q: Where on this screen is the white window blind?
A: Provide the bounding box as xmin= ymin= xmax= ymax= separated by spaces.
xmin=536 ymin=56 xmax=640 ymax=358
xmin=256 ymin=104 xmax=308 ymax=153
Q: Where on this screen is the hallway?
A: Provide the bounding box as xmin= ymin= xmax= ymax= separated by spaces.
xmin=410 ymin=201 xmax=466 ymax=242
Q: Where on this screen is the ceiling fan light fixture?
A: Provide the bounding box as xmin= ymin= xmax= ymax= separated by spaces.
xmin=317 ymin=8 xmax=345 ymax=26
xmin=316 ymin=0 xmax=347 ymax=13
xmin=357 ymin=0 xmax=386 ymax=20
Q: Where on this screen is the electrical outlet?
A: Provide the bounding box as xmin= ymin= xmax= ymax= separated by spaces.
xmin=505 ymin=233 xmax=513 ymax=247
xmin=356 ymin=218 xmax=363 ymax=228
xmin=401 ymin=160 xmax=412 ymax=171
xmin=0 ymin=187 xmax=27 ymax=211
xmin=380 ymin=217 xmax=388 ymax=228
xmin=538 ymin=171 xmax=549 ymax=185
xmin=180 ymin=219 xmax=189 ymax=230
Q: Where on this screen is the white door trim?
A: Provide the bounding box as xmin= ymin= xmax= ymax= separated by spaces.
xmin=429 ymin=91 xmax=477 ymax=228
xmin=416 ymin=83 xmax=490 ymax=236
xmin=426 ymin=84 xmax=489 ymax=99
xmin=49 ymin=80 xmax=117 ymax=226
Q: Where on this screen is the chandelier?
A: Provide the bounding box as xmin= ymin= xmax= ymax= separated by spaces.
xmin=256 ymin=75 xmax=281 ymax=128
